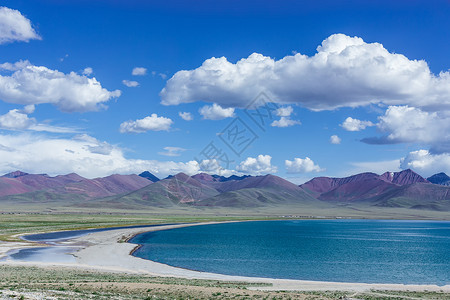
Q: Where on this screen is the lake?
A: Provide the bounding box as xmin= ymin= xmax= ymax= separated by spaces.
xmin=3 ymin=224 xmax=175 ymax=263
xmin=129 ymin=220 xmax=450 ymax=285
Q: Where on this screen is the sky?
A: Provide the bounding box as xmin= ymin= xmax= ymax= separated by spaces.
xmin=0 ymin=0 xmax=449 ymax=183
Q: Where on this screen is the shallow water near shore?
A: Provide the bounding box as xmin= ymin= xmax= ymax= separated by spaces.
xmin=22 ymin=223 xmax=175 ymax=243
xmin=130 ymin=220 xmax=450 ymax=285
xmin=3 ymin=224 xmax=175 ymax=263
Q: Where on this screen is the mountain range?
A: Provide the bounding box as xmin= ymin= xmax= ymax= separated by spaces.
xmin=0 ymin=169 xmax=449 ymax=213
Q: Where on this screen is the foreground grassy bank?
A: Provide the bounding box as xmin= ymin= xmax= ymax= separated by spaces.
xmin=1 ymin=265 xmax=449 ymax=300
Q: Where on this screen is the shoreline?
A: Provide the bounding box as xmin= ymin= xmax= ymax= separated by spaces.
xmin=1 ymin=220 xmax=450 ymax=292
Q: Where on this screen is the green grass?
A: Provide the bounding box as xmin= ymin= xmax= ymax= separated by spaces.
xmin=0 ymin=212 xmax=278 ymax=241
xmin=1 ymin=265 xmax=449 ymax=299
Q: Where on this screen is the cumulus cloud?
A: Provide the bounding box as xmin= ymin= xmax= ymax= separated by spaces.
xmin=330 ymin=135 xmax=341 ymax=144
xmin=276 ymin=106 xmax=293 ymax=117
xmin=236 ymin=154 xmax=277 ymax=175
xmin=158 ymin=146 xmax=186 ymax=157
xmin=196 ymin=159 xmax=236 ymax=177
xmin=21 ymin=104 xmax=35 ymax=114
xmin=199 ymin=103 xmax=235 ymax=120
xmin=0 ymin=61 xmax=121 ymax=112
xmin=119 ymin=113 xmax=173 ymax=133
xmin=178 ymin=111 xmax=193 ymax=121
xmin=400 ymin=150 xmax=450 ymax=177
xmin=341 ymin=117 xmax=374 ymax=131
xmin=362 ymin=106 xmax=450 ymax=152
xmin=0 ymin=108 xmax=35 ymax=130
xmin=271 ymin=117 xmax=300 ymax=127
xmin=122 ymin=79 xmax=139 ymax=87
xmin=0 ymin=105 xmax=76 ymax=133
xmin=82 ymin=67 xmax=93 ymax=76
xmin=160 ymin=34 xmax=450 ymax=112
xmin=0 ymin=133 xmax=202 ymax=178
xmin=0 ymin=60 xmax=31 ymax=71
xmin=132 ymin=67 xmax=147 ymax=76
xmin=0 ymin=7 xmax=41 ymax=44
xmin=285 ymin=157 xmax=324 ymax=173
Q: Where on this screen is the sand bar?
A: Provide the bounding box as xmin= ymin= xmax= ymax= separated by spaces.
xmin=1 ymin=221 xmax=450 ymax=292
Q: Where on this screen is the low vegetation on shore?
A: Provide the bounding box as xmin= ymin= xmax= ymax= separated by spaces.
xmin=1 ymin=265 xmax=449 ymax=299
xmin=0 ymin=213 xmax=275 ymax=242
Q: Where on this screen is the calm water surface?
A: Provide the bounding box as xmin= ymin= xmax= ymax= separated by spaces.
xmin=130 ymin=220 xmax=450 ymax=284
xmin=4 ymin=224 xmax=174 ymax=263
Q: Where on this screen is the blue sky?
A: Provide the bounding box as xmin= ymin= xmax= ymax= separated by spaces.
xmin=0 ymin=0 xmax=449 ymax=182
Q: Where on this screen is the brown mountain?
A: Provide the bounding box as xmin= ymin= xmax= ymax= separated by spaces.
xmin=300 ymin=169 xmax=450 ymax=210
xmin=0 ymin=171 xmax=151 ymax=200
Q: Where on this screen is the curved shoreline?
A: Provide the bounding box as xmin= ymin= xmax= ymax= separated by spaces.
xmin=1 ymin=220 xmax=450 ymax=292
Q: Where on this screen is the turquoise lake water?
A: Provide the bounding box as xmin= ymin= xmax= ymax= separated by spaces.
xmin=129 ymin=220 xmax=450 ymax=284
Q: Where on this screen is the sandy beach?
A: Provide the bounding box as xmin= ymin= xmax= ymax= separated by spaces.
xmin=1 ymin=221 xmax=450 ymax=293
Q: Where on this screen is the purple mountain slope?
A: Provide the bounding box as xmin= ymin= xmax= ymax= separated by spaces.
xmin=2 ymin=171 xmax=29 ymax=178
xmin=301 ymin=169 xmax=428 ymax=196
xmin=300 ymin=172 xmax=384 ymax=197
xmin=1 ymin=169 xmax=449 ymax=212
xmin=0 ymin=171 xmax=152 ymax=199
xmin=380 ymin=169 xmax=429 ymax=185
xmin=300 ymin=169 xmax=446 ymax=206
xmin=0 ymin=177 xmax=36 ymax=196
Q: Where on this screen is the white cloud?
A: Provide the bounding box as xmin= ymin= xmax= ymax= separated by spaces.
xmin=178 ymin=111 xmax=193 ymax=121
xmin=21 ymin=104 xmax=35 ymax=114
xmin=122 ymin=79 xmax=139 ymax=87
xmin=0 ymin=108 xmax=35 ymax=130
xmin=199 ymin=103 xmax=235 ymax=120
xmin=0 ymin=61 xmax=121 ymax=112
xmin=30 ymin=123 xmax=78 ymax=134
xmin=160 ymin=34 xmax=450 ymax=112
xmin=197 ymin=159 xmax=237 ymax=177
xmin=271 ymin=116 xmax=300 ymax=127
xmin=276 ymin=106 xmax=293 ymax=117
xmin=0 ymin=60 xmax=31 ymax=71
xmin=0 ymin=133 xmax=202 ymax=178
xmin=365 ymin=106 xmax=450 ymax=149
xmin=285 ymin=157 xmax=324 ymax=173
xmin=132 ymin=67 xmax=147 ymax=76
xmin=341 ymin=117 xmax=374 ymax=131
xmin=330 ymin=135 xmax=341 ymax=144
xmin=400 ymin=150 xmax=450 ymax=177
xmin=59 ymin=54 xmax=69 ymax=62
xmin=345 ymin=159 xmax=401 ymax=176
xmin=75 ymin=134 xmax=114 ymax=155
xmin=0 ymin=106 xmax=76 ymax=133
xmin=82 ymin=67 xmax=93 ymax=76
xmin=0 ymin=7 xmax=41 ymax=44
xmin=158 ymin=146 xmax=186 ymax=157
xmin=236 ymin=154 xmax=278 ymax=175
xmin=119 ymin=113 xmax=173 ymax=133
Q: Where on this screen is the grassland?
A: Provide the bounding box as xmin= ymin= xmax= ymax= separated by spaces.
xmin=0 ymin=212 xmax=279 ymax=242
xmin=1 ymin=265 xmax=449 ymax=299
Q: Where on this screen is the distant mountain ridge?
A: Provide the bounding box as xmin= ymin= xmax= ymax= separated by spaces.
xmin=427 ymin=173 xmax=450 ymax=186
xmin=300 ymin=169 xmax=450 ymax=211
xmin=0 ymin=169 xmax=449 ymax=213
xmin=138 ymin=171 xmax=160 ymax=182
xmin=0 ymin=171 xmax=152 ymax=199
